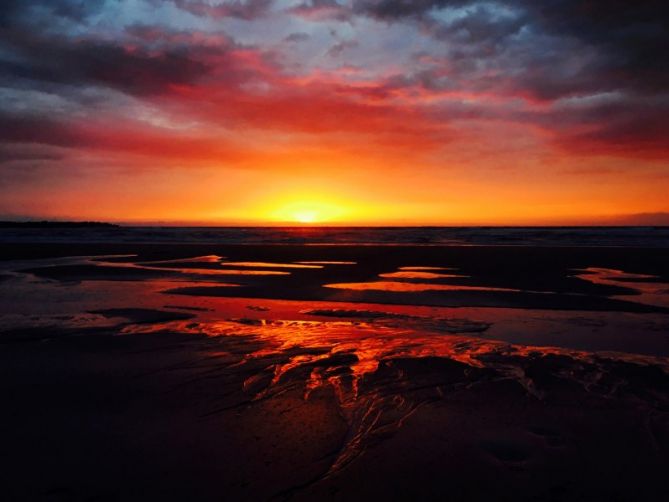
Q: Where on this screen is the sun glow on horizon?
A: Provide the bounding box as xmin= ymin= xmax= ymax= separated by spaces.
xmin=266 ymin=196 xmax=350 ymax=224
xmin=292 ymin=209 xmax=318 ymax=224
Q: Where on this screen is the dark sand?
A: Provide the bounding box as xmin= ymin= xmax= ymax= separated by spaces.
xmin=1 ymin=243 xmax=668 ymax=500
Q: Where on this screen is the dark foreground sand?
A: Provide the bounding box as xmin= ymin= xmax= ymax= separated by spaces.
xmin=1 ymin=243 xmax=668 ymax=501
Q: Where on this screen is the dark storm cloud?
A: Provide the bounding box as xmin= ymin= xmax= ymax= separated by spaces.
xmin=0 ymin=29 xmax=211 ymax=96
xmin=0 ymin=0 xmax=109 ymax=26
xmin=351 ymin=0 xmax=669 ymax=99
xmin=0 ymin=144 xmax=63 ymax=164
xmin=420 ymin=4 xmax=527 ymax=48
xmin=352 ymin=0 xmax=464 ymax=20
xmin=517 ymin=0 xmax=669 ymax=97
xmin=0 ymin=112 xmax=92 ymax=149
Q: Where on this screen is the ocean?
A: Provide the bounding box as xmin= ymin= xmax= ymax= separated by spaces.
xmin=1 ymin=225 xmax=668 ymax=247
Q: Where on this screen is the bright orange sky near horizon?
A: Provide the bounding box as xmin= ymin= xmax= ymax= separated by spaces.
xmin=1 ymin=1 xmax=668 ymax=226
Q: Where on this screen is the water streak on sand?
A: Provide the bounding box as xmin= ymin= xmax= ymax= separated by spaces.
xmin=576 ymin=268 xmax=669 ymax=308
xmin=135 ymin=255 xmax=225 ymax=264
xmin=399 ymin=266 xmax=456 ymax=271
xmin=325 ymin=281 xmax=522 ymax=293
xmin=221 ymin=261 xmax=323 ymax=269
xmin=101 ymin=257 xmax=292 ymax=276
xmin=296 ymin=261 xmax=357 ymax=265
xmin=379 ymin=271 xmax=467 ymax=279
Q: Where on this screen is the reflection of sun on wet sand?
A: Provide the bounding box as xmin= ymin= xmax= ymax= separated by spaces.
xmin=325 ymin=281 xmax=521 ymax=292
xmin=126 ymin=314 xmax=668 ymax=465
xmin=576 ymin=267 xmax=669 ymax=308
xmin=379 ymin=271 xmax=466 ymax=279
xmin=399 ymin=266 xmax=457 ymax=271
xmin=221 ymin=261 xmax=323 ymax=269
xmin=296 ymin=261 xmax=357 ymax=265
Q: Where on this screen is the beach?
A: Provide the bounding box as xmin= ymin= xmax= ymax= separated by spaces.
xmin=1 ymin=237 xmax=668 ymax=500
xmin=3 ymin=0 xmax=668 ymax=498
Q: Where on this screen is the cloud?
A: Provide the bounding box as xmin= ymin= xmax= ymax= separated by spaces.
xmin=284 ymin=32 xmax=310 ymax=43
xmin=353 ymin=0 xmax=669 ymax=100
xmin=326 ymin=39 xmax=359 ymax=57
xmin=0 ymin=0 xmax=667 ymax=205
xmin=596 ymin=213 xmax=669 ymax=226
xmin=0 ymin=0 xmax=108 ymax=26
xmin=171 ymin=0 xmax=274 ymax=20
xmin=288 ymin=0 xmax=351 ymax=22
xmin=0 ymin=144 xmax=64 ymax=164
xmin=550 ymin=99 xmax=669 ymax=158
xmin=353 ymin=0 xmax=458 ymax=20
xmin=0 ymin=29 xmax=213 ymax=97
xmin=0 ymin=110 xmax=248 ymax=163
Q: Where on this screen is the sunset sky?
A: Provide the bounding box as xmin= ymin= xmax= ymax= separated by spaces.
xmin=1 ymin=0 xmax=668 ymax=225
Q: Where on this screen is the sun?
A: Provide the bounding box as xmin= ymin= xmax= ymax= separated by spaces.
xmin=292 ymin=209 xmax=319 ymax=224
xmin=268 ymin=199 xmax=345 ymax=224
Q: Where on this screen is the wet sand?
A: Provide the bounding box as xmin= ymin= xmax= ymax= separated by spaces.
xmin=1 ymin=243 xmax=668 ymax=500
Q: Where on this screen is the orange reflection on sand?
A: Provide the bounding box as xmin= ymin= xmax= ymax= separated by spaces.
xmin=123 ymin=314 xmax=626 ymax=406
xmin=124 ymin=317 xmax=501 ymax=393
xmin=399 ymin=266 xmax=455 ymax=271
xmin=324 ymin=281 xmax=520 ymax=293
xmin=94 ymin=255 xmax=291 ymax=276
xmin=134 ymin=266 xmax=289 ymax=276
xmin=141 ymin=255 xmax=224 ymax=264
xmin=379 ymin=271 xmax=467 ymax=279
xmin=91 ymin=256 xmax=288 ymax=276
xmin=296 ymin=261 xmax=357 ymax=265
xmin=204 ymin=269 xmax=290 ymax=276
xmin=222 ymin=261 xmax=323 ymax=269
xmin=118 ymin=299 xmax=669 ymax=475
xmin=575 ymin=267 xmax=669 ymax=308
xmin=147 ymin=267 xmax=289 ymax=276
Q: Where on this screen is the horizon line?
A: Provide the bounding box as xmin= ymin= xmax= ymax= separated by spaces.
xmin=2 ymin=220 xmax=668 ymax=229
